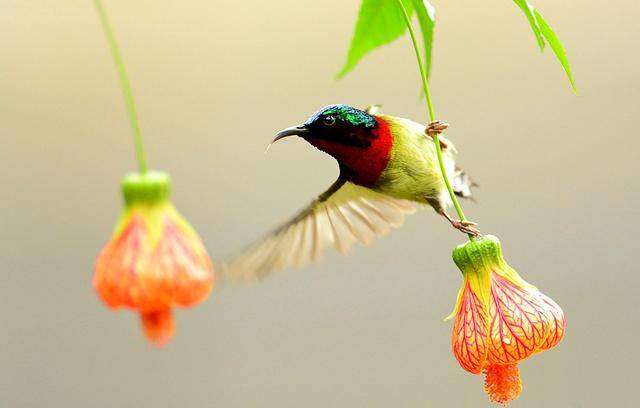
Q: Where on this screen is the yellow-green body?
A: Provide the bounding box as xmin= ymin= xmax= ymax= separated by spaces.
xmin=373 ymin=114 xmax=458 ymax=209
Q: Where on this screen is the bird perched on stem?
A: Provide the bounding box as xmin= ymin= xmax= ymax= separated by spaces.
xmin=222 ymin=104 xmax=478 ymax=282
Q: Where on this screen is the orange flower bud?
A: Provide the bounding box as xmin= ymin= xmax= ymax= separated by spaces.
xmin=94 ymin=171 xmax=214 ymax=346
xmin=447 ymin=235 xmax=565 ymax=404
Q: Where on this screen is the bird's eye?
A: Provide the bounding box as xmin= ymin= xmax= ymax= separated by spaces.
xmin=323 ymin=115 xmax=336 ymax=126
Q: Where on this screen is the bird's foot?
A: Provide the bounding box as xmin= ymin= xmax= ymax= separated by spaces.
xmin=450 ymin=219 xmax=481 ymax=236
xmin=437 ymin=207 xmax=481 ymax=236
xmin=425 ymin=120 xmax=449 ymax=136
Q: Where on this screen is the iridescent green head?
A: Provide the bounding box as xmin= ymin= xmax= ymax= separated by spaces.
xmin=304 ymin=104 xmax=377 ymax=129
xmin=271 ymin=104 xmax=379 ymax=149
xmin=270 ymin=104 xmax=390 ymax=186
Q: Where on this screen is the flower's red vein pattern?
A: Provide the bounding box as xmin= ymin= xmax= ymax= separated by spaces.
xmin=488 ymin=274 xmax=550 ymax=364
xmin=539 ymin=294 xmax=566 ymax=351
xmin=449 ymin=236 xmax=565 ymax=404
xmin=454 ymin=271 xmax=563 ymax=371
xmin=453 ymin=282 xmax=488 ymax=373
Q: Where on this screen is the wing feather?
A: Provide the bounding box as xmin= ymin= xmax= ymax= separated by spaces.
xmin=326 ymin=206 xmax=355 ymax=255
xmin=221 ymin=179 xmax=416 ymax=283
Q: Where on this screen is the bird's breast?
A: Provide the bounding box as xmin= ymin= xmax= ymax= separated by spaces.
xmin=372 ymin=115 xmax=454 ymax=202
xmin=314 ymin=117 xmax=394 ymax=187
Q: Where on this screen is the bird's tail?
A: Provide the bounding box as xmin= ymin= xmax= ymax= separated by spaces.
xmin=452 ymin=167 xmax=477 ymax=199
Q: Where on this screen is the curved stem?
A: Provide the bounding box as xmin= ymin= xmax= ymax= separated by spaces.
xmin=393 ymin=0 xmax=467 ymax=224
xmin=93 ymin=0 xmax=148 ymax=173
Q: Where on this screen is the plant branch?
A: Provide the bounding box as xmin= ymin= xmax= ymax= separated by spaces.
xmin=93 ymin=0 xmax=148 ymax=173
xmin=393 ymin=0 xmax=468 ymax=227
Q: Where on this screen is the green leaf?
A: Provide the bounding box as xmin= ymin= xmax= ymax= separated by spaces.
xmin=512 ymin=0 xmax=545 ymax=50
xmin=336 ymin=0 xmax=415 ymax=78
xmin=410 ymin=0 xmax=436 ymax=78
xmin=534 ymin=9 xmax=576 ymax=91
xmin=512 ymin=0 xmax=576 ymax=91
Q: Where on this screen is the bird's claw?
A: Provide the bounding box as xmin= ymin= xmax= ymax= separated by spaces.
xmin=425 ymin=120 xmax=450 ymax=136
xmin=450 ymin=219 xmax=481 ymax=236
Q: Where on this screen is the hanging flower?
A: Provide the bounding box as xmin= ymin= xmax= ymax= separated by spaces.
xmin=94 ymin=171 xmax=214 ymax=346
xmin=447 ymin=235 xmax=565 ymax=404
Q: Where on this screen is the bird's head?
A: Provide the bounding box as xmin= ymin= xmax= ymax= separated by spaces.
xmin=271 ymin=104 xmax=379 ymax=152
xmin=270 ymin=104 xmax=393 ymax=186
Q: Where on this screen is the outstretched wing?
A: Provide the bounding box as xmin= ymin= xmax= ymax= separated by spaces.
xmin=221 ymin=179 xmax=416 ymax=283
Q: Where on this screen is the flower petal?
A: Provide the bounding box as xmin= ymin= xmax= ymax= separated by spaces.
xmin=487 ymin=273 xmax=551 ymax=364
xmin=452 ymin=281 xmax=490 ymax=373
xmin=538 ymin=293 xmax=566 ymax=351
xmin=94 ymin=214 xmax=160 ymax=309
xmin=148 ymin=215 xmax=214 ymax=307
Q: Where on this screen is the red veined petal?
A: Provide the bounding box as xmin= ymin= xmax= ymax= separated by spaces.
xmin=94 ymin=214 xmax=165 ymax=310
xmin=146 ymin=215 xmax=214 ymax=307
xmin=487 ymin=273 xmax=551 ymax=364
xmin=452 ymin=281 xmax=490 ymax=374
xmin=538 ymin=293 xmax=566 ymax=351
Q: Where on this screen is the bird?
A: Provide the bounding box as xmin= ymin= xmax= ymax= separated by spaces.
xmin=222 ymin=104 xmax=478 ymax=282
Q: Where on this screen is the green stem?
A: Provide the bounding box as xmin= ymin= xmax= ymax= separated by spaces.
xmin=393 ymin=0 xmax=468 ymax=225
xmin=93 ymin=0 xmax=148 ymax=173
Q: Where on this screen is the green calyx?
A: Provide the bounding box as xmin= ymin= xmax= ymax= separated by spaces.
xmin=121 ymin=171 xmax=171 ymax=206
xmin=452 ymin=235 xmax=505 ymax=276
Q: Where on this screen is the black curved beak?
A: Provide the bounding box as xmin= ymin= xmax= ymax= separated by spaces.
xmin=272 ymin=125 xmax=310 ymax=143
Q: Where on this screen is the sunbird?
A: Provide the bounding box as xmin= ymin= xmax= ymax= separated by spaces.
xmin=222 ymin=104 xmax=478 ymax=281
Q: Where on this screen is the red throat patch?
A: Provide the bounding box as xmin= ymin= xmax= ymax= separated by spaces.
xmin=311 ymin=117 xmax=393 ymax=186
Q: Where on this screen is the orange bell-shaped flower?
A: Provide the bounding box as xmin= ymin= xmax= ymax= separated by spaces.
xmin=94 ymin=171 xmax=214 ymax=346
xmin=447 ymin=235 xmax=565 ymax=404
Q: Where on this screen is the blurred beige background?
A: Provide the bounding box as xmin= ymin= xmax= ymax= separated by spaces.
xmin=1 ymin=0 xmax=639 ymax=406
